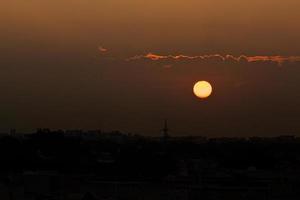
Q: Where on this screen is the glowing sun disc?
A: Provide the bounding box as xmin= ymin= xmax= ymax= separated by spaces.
xmin=193 ymin=81 xmax=212 ymax=99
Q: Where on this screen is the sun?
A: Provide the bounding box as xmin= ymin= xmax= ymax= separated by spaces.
xmin=193 ymin=81 xmax=213 ymax=99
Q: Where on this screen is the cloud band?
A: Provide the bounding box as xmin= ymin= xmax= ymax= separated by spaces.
xmin=127 ymin=53 xmax=300 ymax=65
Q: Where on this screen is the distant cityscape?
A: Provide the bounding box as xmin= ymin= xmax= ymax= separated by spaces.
xmin=0 ymin=124 xmax=300 ymax=199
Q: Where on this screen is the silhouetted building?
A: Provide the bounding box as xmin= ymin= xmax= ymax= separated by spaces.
xmin=161 ymin=119 xmax=170 ymax=142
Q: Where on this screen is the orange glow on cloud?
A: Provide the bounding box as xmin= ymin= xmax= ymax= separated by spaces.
xmin=98 ymin=46 xmax=108 ymax=53
xmin=127 ymin=53 xmax=300 ymax=65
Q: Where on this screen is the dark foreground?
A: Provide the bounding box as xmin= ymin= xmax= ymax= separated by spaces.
xmin=1 ymin=129 xmax=300 ymax=200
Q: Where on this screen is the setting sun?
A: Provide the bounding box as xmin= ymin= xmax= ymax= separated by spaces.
xmin=193 ymin=81 xmax=212 ymax=99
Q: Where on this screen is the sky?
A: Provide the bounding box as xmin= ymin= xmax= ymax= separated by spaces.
xmin=1 ymin=0 xmax=300 ymax=136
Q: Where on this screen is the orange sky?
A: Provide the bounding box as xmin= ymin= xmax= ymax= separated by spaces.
xmin=1 ymin=0 xmax=300 ymax=136
xmin=2 ymin=0 xmax=300 ymax=53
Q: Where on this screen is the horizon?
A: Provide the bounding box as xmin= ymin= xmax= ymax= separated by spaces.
xmin=1 ymin=127 xmax=299 ymax=139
